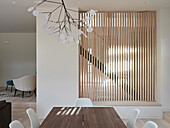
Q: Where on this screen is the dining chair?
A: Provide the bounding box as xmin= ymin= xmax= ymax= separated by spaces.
xmin=9 ymin=120 xmax=24 ymax=128
xmin=75 ymin=98 xmax=93 ymax=107
xmin=143 ymin=121 xmax=158 ymax=128
xmin=126 ymin=108 xmax=140 ymax=128
xmin=26 ymin=108 xmax=40 ymax=128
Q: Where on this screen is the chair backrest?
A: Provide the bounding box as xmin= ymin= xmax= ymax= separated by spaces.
xmin=126 ymin=109 xmax=140 ymax=128
xmin=143 ymin=121 xmax=158 ymax=128
xmin=9 ymin=120 xmax=24 ymax=128
xmin=75 ymin=98 xmax=93 ymax=107
xmin=13 ymin=75 xmax=36 ymax=91
xmin=26 ymin=108 xmax=40 ymax=128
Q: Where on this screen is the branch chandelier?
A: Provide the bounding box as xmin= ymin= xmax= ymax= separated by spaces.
xmin=28 ymin=0 xmax=97 ymax=44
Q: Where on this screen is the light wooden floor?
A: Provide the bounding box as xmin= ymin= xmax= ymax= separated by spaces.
xmin=1 ymin=94 xmax=170 ymax=128
xmin=0 ymin=91 xmax=36 ymax=128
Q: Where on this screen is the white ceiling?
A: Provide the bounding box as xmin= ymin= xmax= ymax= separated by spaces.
xmin=1 ymin=0 xmax=170 ymax=33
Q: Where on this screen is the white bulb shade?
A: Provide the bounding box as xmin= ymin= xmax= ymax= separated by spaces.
xmin=61 ymin=40 xmax=66 ymax=44
xmin=67 ymin=36 xmax=73 ymax=42
xmin=55 ymin=35 xmax=60 ymax=42
xmin=33 ymin=10 xmax=39 ymax=16
xmin=28 ymin=7 xmax=34 ymax=12
xmin=59 ymin=33 xmax=65 ymax=41
xmin=44 ymin=15 xmax=49 ymax=23
xmin=70 ymin=32 xmax=76 ymax=39
xmin=66 ymin=32 xmax=73 ymax=42
xmin=86 ymin=27 xmax=93 ymax=32
xmin=88 ymin=9 xmax=97 ymax=15
xmin=49 ymin=23 xmax=56 ymax=30
xmin=51 ymin=22 xmax=56 ymax=27
xmin=48 ymin=30 xmax=53 ymax=36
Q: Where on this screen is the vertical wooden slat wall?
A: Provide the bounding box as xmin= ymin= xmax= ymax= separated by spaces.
xmin=79 ymin=11 xmax=156 ymax=101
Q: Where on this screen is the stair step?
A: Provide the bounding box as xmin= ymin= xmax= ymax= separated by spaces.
xmin=163 ymin=112 xmax=170 ymax=123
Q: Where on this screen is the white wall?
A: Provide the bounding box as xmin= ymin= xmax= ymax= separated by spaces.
xmin=0 ymin=33 xmax=36 ymax=86
xmin=160 ymin=8 xmax=170 ymax=111
xmin=36 ymin=8 xmax=78 ymax=118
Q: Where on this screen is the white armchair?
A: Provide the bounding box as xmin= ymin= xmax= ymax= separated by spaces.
xmin=13 ymin=75 xmax=36 ymax=98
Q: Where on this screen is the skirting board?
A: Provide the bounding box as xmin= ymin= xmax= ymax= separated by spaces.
xmin=162 ymin=108 xmax=170 ymax=112
xmin=114 ymin=106 xmax=162 ymax=119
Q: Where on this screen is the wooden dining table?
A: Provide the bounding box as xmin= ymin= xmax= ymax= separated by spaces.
xmin=40 ymin=107 xmax=126 ymax=128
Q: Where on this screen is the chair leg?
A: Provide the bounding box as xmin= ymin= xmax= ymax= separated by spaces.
xmin=6 ymin=85 xmax=8 ymax=91
xmin=11 ymin=86 xmax=13 ymax=92
xmin=14 ymin=89 xmax=17 ymax=96
xmin=34 ymin=90 xmax=36 ymax=96
xmin=22 ymin=91 xmax=24 ymax=98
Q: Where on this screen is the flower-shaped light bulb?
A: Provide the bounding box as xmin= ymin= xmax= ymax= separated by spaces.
xmin=33 ymin=10 xmax=39 ymax=16
xmin=44 ymin=14 xmax=50 ymax=23
xmin=86 ymin=27 xmax=93 ymax=32
xmin=55 ymin=34 xmax=61 ymax=42
xmin=88 ymin=9 xmax=97 ymax=15
xmin=66 ymin=32 xmax=73 ymax=42
xmin=59 ymin=30 xmax=65 ymax=41
xmin=28 ymin=7 xmax=35 ymax=12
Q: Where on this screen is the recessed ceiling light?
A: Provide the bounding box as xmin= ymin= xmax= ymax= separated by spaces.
xmin=12 ymin=1 xmax=16 ymax=4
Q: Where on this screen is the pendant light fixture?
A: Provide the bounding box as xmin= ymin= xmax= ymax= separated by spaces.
xmin=28 ymin=0 xmax=97 ymax=44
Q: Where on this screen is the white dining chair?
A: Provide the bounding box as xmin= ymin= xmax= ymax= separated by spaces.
xmin=126 ymin=108 xmax=140 ymax=128
xmin=143 ymin=121 xmax=158 ymax=128
xmin=9 ymin=120 xmax=24 ymax=128
xmin=26 ymin=108 xmax=40 ymax=128
xmin=75 ymin=98 xmax=93 ymax=107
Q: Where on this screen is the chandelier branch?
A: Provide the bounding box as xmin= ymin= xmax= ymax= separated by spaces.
xmin=28 ymin=0 xmax=97 ymax=44
xmin=51 ymin=4 xmax=62 ymax=13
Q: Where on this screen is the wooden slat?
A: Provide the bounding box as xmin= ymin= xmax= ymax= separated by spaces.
xmin=127 ymin=13 xmax=130 ymax=101
xmin=79 ymin=11 xmax=156 ymax=102
xmin=115 ymin=13 xmax=118 ymax=101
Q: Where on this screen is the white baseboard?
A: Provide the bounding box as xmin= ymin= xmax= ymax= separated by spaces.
xmin=162 ymin=108 xmax=170 ymax=112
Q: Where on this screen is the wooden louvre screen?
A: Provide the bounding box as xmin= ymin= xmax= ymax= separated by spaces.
xmin=79 ymin=11 xmax=156 ymax=101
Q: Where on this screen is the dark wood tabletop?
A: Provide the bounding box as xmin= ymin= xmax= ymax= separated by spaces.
xmin=40 ymin=107 xmax=126 ymax=128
